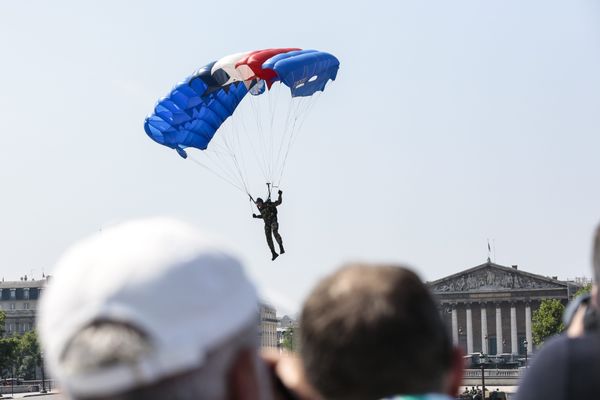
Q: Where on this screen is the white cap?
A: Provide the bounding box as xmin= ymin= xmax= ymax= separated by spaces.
xmin=38 ymin=217 xmax=259 ymax=397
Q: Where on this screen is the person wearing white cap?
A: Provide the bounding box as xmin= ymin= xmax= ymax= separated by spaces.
xmin=38 ymin=217 xmax=276 ymax=400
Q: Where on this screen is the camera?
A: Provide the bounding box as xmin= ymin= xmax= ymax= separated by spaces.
xmin=563 ymin=293 xmax=599 ymax=333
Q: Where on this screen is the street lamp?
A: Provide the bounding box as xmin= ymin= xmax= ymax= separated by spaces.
xmin=480 ymin=361 xmax=486 ymax=398
xmin=40 ymin=351 xmax=47 ymax=393
xmin=523 ymin=340 xmax=528 ymax=368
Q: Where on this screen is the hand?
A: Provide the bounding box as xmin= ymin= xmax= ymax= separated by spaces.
xmin=278 ymin=190 xmax=283 ymax=195
xmin=261 ymin=349 xmax=322 ymax=400
xmin=252 ymin=214 xmax=258 ymax=218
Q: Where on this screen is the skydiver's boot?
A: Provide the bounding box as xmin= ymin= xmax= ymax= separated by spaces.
xmin=265 ymin=226 xmax=278 ymax=261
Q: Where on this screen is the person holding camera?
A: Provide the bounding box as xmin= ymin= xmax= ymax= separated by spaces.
xmin=517 ymin=224 xmax=600 ymax=400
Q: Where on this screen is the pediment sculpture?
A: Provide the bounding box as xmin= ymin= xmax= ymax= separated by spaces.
xmin=430 ymin=268 xmax=561 ymax=292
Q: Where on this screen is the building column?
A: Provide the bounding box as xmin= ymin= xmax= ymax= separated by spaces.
xmin=481 ymin=303 xmax=488 ymax=354
xmin=496 ymin=303 xmax=503 ymax=354
xmin=511 ymin=303 xmax=518 ymax=354
xmin=466 ymin=304 xmax=473 ymax=354
xmin=451 ymin=305 xmax=458 ymax=345
xmin=525 ymin=302 xmax=533 ymax=353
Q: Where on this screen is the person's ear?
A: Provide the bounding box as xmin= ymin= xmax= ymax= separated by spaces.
xmin=446 ymin=346 xmax=465 ymax=397
xmin=229 ymin=349 xmax=260 ymax=400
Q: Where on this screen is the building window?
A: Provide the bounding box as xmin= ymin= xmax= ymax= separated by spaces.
xmin=23 ymin=303 xmax=29 ymax=310
xmin=23 ymin=288 xmax=29 ymax=300
xmin=10 ymin=303 xmax=15 ymax=310
xmin=9 ymin=289 xmax=15 ymax=300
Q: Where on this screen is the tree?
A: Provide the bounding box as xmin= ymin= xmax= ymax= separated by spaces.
xmin=0 ymin=337 xmax=19 ymax=379
xmin=532 ymin=298 xmax=565 ymax=345
xmin=574 ymin=283 xmax=592 ymax=298
xmin=0 ymin=310 xmax=5 ymax=335
xmin=16 ymin=330 xmax=41 ymax=379
xmin=280 ymin=327 xmax=297 ymax=352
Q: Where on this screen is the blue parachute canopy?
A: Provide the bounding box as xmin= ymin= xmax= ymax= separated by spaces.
xmin=144 ymin=48 xmax=339 ymax=158
xmin=263 ymin=50 xmax=339 ymax=97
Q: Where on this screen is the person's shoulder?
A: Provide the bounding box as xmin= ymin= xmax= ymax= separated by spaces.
xmin=516 ymin=335 xmax=570 ymax=400
xmin=537 ymin=334 xmax=570 ymax=356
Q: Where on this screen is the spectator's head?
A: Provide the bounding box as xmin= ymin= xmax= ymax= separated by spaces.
xmin=300 ymin=264 xmax=463 ymax=400
xmin=39 ymin=217 xmax=271 ymax=400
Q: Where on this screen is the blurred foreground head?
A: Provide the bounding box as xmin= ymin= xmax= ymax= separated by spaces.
xmin=39 ymin=217 xmax=270 ymax=400
xmin=300 ymin=264 xmax=463 ymax=400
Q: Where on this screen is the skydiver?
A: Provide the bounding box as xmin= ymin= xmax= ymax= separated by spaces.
xmin=252 ymin=190 xmax=285 ymax=261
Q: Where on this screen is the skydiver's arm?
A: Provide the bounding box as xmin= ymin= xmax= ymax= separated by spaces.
xmin=253 ymin=213 xmax=263 ymax=219
xmin=273 ymin=190 xmax=282 ymax=206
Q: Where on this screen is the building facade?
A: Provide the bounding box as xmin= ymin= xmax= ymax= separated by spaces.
xmin=428 ymin=260 xmax=580 ymax=356
xmin=0 ymin=277 xmax=48 ymax=336
xmin=260 ymin=303 xmax=279 ymax=348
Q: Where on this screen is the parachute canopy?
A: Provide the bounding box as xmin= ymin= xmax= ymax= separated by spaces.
xmin=144 ymin=48 xmax=339 ymax=158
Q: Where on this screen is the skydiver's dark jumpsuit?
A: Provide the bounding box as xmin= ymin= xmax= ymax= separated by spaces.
xmin=253 ymin=191 xmax=284 ymax=260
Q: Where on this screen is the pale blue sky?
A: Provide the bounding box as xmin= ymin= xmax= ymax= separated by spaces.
xmin=1 ymin=0 xmax=599 ymax=313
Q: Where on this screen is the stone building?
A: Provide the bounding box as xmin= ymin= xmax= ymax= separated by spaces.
xmin=260 ymin=303 xmax=279 ymax=348
xmin=428 ymin=260 xmax=580 ymax=356
xmin=0 ymin=277 xmax=48 ymax=336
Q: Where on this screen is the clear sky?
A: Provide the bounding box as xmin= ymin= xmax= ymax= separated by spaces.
xmin=1 ymin=0 xmax=599 ymax=314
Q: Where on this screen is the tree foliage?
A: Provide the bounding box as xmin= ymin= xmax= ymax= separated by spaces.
xmin=0 ymin=336 xmax=19 ymax=378
xmin=532 ymin=298 xmax=565 ymax=345
xmin=16 ymin=331 xmax=41 ymax=379
xmin=0 ymin=329 xmax=42 ymax=379
xmin=574 ymin=283 xmax=593 ymax=298
xmin=280 ymin=327 xmax=297 ymax=352
xmin=0 ymin=310 xmax=5 ymax=334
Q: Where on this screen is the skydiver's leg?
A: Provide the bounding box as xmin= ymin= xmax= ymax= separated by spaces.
xmin=264 ymin=223 xmax=278 ymax=260
xmin=272 ymin=221 xmax=284 ymax=254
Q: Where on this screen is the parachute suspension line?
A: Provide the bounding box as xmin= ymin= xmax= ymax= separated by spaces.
xmin=268 ymin=82 xmax=282 ymax=184
xmin=248 ymin=195 xmax=256 ymax=214
xmin=275 ymin=92 xmax=321 ymax=187
xmin=269 ymin=82 xmax=297 ymax=185
xmin=202 ymin=149 xmax=245 ymax=192
xmin=188 ymin=156 xmax=247 ymax=195
xmin=274 ymin=97 xmax=304 ymax=186
xmin=272 ymin=92 xmax=300 ymax=186
xmin=219 ymin=123 xmax=252 ymax=196
xmin=203 ymin=121 xmax=253 ymax=197
xmin=235 ymin=98 xmax=269 ymax=185
xmin=204 ymin=139 xmax=242 ymax=184
xmin=258 ymin=90 xmax=274 ymax=183
xmin=248 ymin=94 xmax=270 ymax=182
xmin=230 ymin=114 xmax=252 ymax=194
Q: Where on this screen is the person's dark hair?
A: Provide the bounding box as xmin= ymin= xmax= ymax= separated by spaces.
xmin=300 ymin=264 xmax=453 ymax=400
xmin=256 ymin=198 xmax=264 ymax=204
xmin=594 ymin=224 xmax=600 ymax=283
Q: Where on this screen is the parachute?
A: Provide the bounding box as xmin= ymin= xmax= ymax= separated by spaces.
xmin=144 ymin=48 xmax=340 ymax=196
